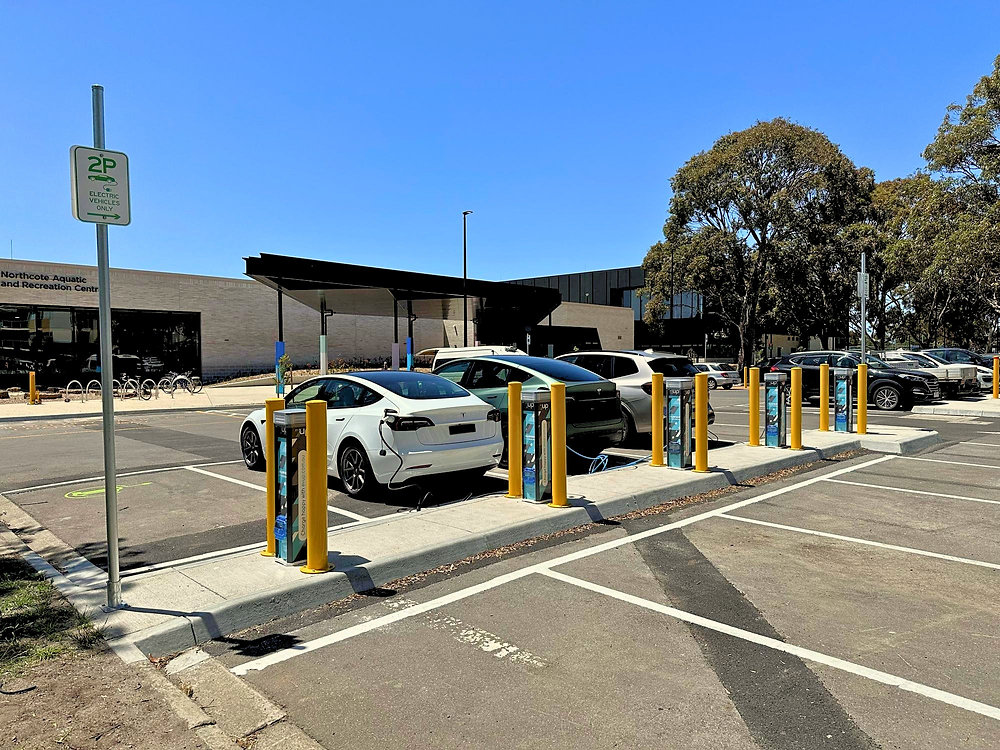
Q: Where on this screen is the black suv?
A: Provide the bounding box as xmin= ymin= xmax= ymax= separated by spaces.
xmin=771 ymin=351 xmax=941 ymax=410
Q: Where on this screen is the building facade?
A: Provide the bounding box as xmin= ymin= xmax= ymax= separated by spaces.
xmin=1 ymin=258 xmax=635 ymax=388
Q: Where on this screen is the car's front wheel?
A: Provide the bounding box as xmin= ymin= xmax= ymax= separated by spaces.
xmin=872 ymin=384 xmax=902 ymax=411
xmin=338 ymin=441 xmax=377 ymax=498
xmin=241 ymin=425 xmax=265 ymax=471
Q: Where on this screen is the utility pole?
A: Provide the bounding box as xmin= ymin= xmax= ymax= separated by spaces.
xmin=462 ymin=211 xmax=472 ymax=346
xmin=859 ymin=251 xmax=868 ymax=364
xmin=93 ymin=85 xmax=121 ymax=608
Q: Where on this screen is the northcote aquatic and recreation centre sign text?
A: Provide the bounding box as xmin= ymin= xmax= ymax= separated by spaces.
xmin=0 ymin=268 xmax=99 ymax=292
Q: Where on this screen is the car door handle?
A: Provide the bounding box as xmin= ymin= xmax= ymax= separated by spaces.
xmin=486 ymin=394 xmax=500 ymax=400
xmin=335 ymin=417 xmax=346 ymax=422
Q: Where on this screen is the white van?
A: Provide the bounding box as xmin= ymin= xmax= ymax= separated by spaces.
xmin=432 ymin=345 xmax=526 ymax=370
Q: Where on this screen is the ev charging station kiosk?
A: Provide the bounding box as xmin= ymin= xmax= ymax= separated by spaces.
xmin=273 ymin=408 xmax=308 ymax=564
xmin=665 ymin=377 xmax=693 ymax=469
xmin=521 ymin=389 xmax=552 ymax=503
xmin=764 ymin=372 xmax=788 ymax=448
xmin=834 ymin=368 xmax=854 ymax=432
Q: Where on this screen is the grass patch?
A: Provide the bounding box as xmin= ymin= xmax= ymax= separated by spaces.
xmin=0 ymin=555 xmax=104 ymax=678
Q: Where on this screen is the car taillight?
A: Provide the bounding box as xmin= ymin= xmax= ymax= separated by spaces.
xmin=641 ymin=382 xmax=653 ymax=395
xmin=486 ymin=409 xmax=502 ymax=422
xmin=384 ymin=415 xmax=434 ymax=431
xmin=770 ymin=365 xmax=779 ymax=372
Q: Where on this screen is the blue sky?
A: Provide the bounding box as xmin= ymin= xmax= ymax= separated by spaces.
xmin=2 ymin=1 xmax=999 ymax=281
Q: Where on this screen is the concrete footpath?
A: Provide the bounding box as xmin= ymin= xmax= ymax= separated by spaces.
xmin=913 ymin=395 xmax=1000 ymax=418
xmin=0 ymin=384 xmax=274 ymax=422
xmin=1 ymin=425 xmax=937 ymax=658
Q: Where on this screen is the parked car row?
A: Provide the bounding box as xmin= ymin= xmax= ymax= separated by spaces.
xmin=240 ymin=349 xmax=717 ymax=497
xmin=771 ymin=350 xmax=940 ymax=410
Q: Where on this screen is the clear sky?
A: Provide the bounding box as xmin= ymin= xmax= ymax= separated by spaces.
xmin=2 ymin=1 xmax=999 ymax=281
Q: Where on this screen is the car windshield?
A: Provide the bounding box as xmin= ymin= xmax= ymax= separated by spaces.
xmin=922 ymin=351 xmax=951 ymax=365
xmin=648 ymin=358 xmax=699 ymax=376
xmin=486 ymin=356 xmax=601 ymax=382
xmin=351 ymin=371 xmax=470 ymax=399
xmin=862 ymin=355 xmax=891 ymax=369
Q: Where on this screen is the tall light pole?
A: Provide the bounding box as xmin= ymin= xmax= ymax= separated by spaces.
xmin=462 ymin=210 xmax=472 ymax=346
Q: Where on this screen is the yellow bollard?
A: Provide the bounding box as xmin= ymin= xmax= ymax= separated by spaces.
xmin=857 ymin=363 xmax=868 ymax=435
xmin=548 ymin=382 xmax=568 ymax=508
xmin=748 ymin=368 xmax=760 ymax=446
xmin=301 ymin=399 xmax=330 ymax=574
xmin=506 ymin=381 xmax=523 ymax=498
xmin=994 ymin=357 xmax=999 ymax=399
xmin=261 ymin=397 xmax=285 ymax=557
xmin=650 ymin=372 xmax=664 ymax=467
xmin=694 ymin=373 xmax=709 ymax=472
xmin=819 ymin=363 xmax=830 ymax=431
xmin=29 ymin=371 xmax=37 ymax=405
xmin=790 ymin=367 xmax=802 ymax=450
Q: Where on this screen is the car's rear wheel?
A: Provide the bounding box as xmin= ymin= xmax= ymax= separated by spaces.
xmin=707 ymin=378 xmax=718 ymax=390
xmin=241 ymin=425 xmax=265 ymax=470
xmin=723 ymin=384 xmax=733 ymax=390
xmin=620 ymin=407 xmax=637 ymax=446
xmin=872 ymin=384 xmax=902 ymax=411
xmin=339 ymin=442 xmax=376 ymax=498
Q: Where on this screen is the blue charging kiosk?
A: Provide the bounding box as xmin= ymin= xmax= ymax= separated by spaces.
xmin=764 ymin=372 xmax=788 ymax=448
xmin=665 ymin=377 xmax=693 ymax=468
xmin=521 ymin=389 xmax=552 ymax=503
xmin=834 ymin=368 xmax=854 ymax=432
xmin=272 ymin=408 xmax=308 ymax=564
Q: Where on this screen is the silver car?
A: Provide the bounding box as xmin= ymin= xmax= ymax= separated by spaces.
xmin=694 ymin=362 xmax=742 ymax=390
xmin=556 ymin=350 xmax=714 ymax=443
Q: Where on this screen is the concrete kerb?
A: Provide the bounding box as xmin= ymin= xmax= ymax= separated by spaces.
xmin=123 ymin=428 xmax=939 ymax=657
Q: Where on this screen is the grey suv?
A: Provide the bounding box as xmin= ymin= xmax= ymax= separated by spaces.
xmin=557 ymin=350 xmax=714 ymax=443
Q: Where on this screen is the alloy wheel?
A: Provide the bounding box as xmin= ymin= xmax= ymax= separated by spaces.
xmin=874 ymin=386 xmax=900 ymax=410
xmin=341 ymin=447 xmax=366 ymax=494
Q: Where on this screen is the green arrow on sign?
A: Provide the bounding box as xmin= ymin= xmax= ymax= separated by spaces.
xmin=86 ymin=212 xmax=121 ymax=220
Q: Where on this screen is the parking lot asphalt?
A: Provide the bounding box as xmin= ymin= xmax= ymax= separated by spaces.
xmin=198 ymin=431 xmax=1000 ymax=750
xmin=0 ymin=409 xmax=507 ymax=572
xmin=1 ymin=395 xmax=994 ymax=578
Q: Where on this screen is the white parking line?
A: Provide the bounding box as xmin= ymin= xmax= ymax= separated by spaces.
xmin=959 ymin=442 xmax=1000 ymax=448
xmin=119 ymin=518 xmax=370 ymax=580
xmin=325 ymin=505 xmax=369 ymax=522
xmin=185 ymin=465 xmax=265 ymax=491
xmin=539 ymin=569 xmax=1000 ymax=723
xmin=3 ymin=460 xmax=245 ymax=495
xmin=717 ymin=514 xmax=1000 ymax=570
xmin=823 ymin=478 xmax=1000 ymax=507
xmin=184 ymin=465 xmax=370 ymax=521
xmin=232 ymin=454 xmax=896 ymax=674
xmin=898 ymin=456 xmax=1000 ymax=470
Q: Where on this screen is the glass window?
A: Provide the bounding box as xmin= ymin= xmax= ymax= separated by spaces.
xmin=492 ymin=356 xmax=602 ymax=382
xmin=286 ymin=381 xmax=325 ymax=408
xmin=834 ymin=355 xmax=858 ymax=368
xmin=505 ymin=367 xmax=534 ymax=384
xmin=433 ymin=360 xmax=472 ymax=383
xmin=322 ymin=379 xmax=382 ymax=409
xmin=466 ymin=361 xmax=508 ymax=390
xmin=612 ymin=357 xmax=639 ymax=377
xmin=648 ymin=357 xmax=699 ymax=377
xmin=352 ymin=371 xmax=470 ymax=399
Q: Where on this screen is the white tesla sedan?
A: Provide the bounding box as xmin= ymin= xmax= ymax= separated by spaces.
xmin=240 ymin=371 xmax=504 ymax=498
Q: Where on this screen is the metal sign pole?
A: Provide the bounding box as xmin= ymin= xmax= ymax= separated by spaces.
xmin=859 ymin=251 xmax=867 ymax=365
xmin=92 ymin=84 xmax=121 ymax=608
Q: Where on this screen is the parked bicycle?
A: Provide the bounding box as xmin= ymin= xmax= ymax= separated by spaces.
xmin=157 ymin=370 xmax=203 ymax=395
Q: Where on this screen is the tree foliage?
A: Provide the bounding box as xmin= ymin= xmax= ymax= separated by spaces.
xmin=642 ymin=118 xmax=871 ymax=367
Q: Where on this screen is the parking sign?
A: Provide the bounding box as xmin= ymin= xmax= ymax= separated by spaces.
xmin=71 ymin=145 xmax=131 ymax=225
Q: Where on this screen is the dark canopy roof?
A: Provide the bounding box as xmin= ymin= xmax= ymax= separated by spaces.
xmin=244 ymin=254 xmax=561 ymax=331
